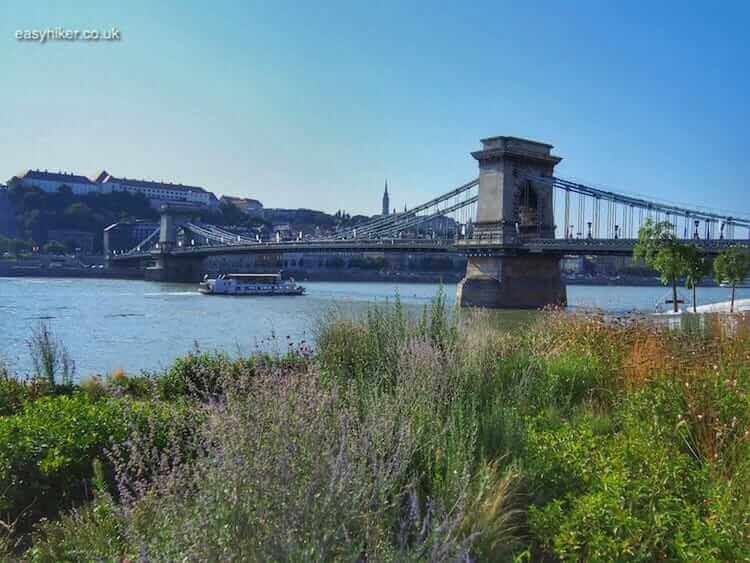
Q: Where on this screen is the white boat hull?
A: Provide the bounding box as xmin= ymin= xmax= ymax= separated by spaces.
xmin=199 ymin=274 xmax=305 ymax=296
xmin=199 ymin=284 xmax=305 ymax=296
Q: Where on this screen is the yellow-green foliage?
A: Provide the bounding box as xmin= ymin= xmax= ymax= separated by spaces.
xmin=0 ymin=393 xmax=194 ymax=543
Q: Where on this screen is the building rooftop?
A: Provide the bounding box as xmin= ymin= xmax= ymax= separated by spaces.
xmin=14 ymin=169 xmax=96 ymax=185
xmin=221 ymin=195 xmax=263 ymax=206
xmin=479 ymin=135 xmax=554 ymax=148
xmin=97 ymin=172 xmax=208 ymax=194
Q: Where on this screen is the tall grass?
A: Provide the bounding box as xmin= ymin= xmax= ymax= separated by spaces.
xmin=26 ymin=321 xmax=75 ymax=386
xmin=15 ymin=299 xmax=750 ymax=560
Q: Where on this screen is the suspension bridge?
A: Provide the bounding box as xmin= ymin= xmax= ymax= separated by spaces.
xmin=108 ymin=135 xmax=749 ymax=308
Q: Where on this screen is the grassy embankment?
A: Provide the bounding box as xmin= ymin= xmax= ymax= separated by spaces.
xmin=1 ymin=295 xmax=749 ymax=561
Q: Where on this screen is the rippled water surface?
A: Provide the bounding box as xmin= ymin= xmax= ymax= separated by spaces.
xmin=2 ymin=277 xmax=749 ymax=377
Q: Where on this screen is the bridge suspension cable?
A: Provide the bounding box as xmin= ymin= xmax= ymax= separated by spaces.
xmin=184 ymin=222 xmax=257 ymax=246
xmin=124 ymin=227 xmax=160 ymax=255
xmin=532 ymin=175 xmax=750 ymax=241
xmin=370 ymin=195 xmax=479 ymax=238
xmin=331 ymin=178 xmax=479 ymax=239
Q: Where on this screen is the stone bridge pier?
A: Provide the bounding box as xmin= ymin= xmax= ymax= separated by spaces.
xmin=457 ymin=136 xmax=567 ymax=309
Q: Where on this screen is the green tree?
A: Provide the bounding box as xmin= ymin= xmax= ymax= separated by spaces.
xmin=63 ymin=202 xmax=94 ymax=226
xmin=43 ymin=240 xmax=67 ymax=255
xmin=634 ymin=219 xmax=690 ymax=313
xmin=22 ymin=208 xmax=42 ymax=240
xmin=713 ymin=246 xmax=750 ymax=312
xmin=64 ymin=239 xmax=79 ymax=254
xmin=683 ymin=245 xmax=711 ymax=313
xmin=3 ymin=237 xmax=32 ymax=257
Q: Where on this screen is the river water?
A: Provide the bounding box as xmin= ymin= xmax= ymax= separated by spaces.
xmin=2 ymin=277 xmax=749 ymax=378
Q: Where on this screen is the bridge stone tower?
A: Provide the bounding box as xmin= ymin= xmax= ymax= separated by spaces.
xmin=146 ymin=204 xmax=204 ymax=282
xmin=457 ymin=136 xmax=567 ymax=308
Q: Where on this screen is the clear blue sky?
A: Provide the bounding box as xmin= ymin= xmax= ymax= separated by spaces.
xmin=0 ymin=0 xmax=747 ymax=216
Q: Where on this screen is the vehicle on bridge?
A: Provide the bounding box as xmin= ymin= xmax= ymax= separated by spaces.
xmin=199 ymin=273 xmax=305 ymax=296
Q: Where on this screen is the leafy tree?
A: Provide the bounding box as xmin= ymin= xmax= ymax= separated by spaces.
xmin=63 ymin=202 xmax=94 ymax=226
xmin=22 ymin=208 xmax=42 ymax=240
xmin=217 ymin=200 xmax=247 ymax=226
xmin=683 ymin=245 xmax=711 ymax=313
xmin=634 ymin=219 xmax=690 ymax=313
xmin=64 ymin=239 xmax=79 ymax=254
xmin=7 ymin=186 xmax=159 ymax=252
xmin=713 ymin=246 xmax=750 ymax=312
xmin=43 ymin=240 xmax=67 ymax=255
xmin=0 ymin=236 xmax=32 ymax=257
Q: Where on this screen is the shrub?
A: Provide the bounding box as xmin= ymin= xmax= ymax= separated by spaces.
xmin=26 ymin=460 xmax=128 ymax=562
xmin=79 ymin=376 xmax=107 ymax=402
xmin=107 ymin=374 xmax=475 ymax=560
xmin=525 ymin=406 xmax=738 ymax=561
xmin=0 ymin=366 xmax=27 ymax=417
xmin=105 ymin=370 xmax=155 ymax=399
xmin=26 ymin=494 xmax=127 ymax=562
xmin=157 ymin=350 xmax=271 ymax=400
xmin=158 ymin=351 xmax=227 ymax=399
xmin=542 ymin=351 xmax=606 ymax=410
xmin=0 ymin=393 xmax=190 ymax=540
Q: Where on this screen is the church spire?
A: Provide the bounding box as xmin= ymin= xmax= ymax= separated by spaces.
xmin=382 ymin=179 xmax=390 ymax=216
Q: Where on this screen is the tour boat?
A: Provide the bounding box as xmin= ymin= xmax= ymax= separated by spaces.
xmin=199 ymin=273 xmax=305 ymax=296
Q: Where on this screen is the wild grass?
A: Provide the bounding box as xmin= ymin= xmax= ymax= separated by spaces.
xmin=26 ymin=321 xmax=75 ymax=387
xmin=3 ymin=297 xmax=750 ymax=560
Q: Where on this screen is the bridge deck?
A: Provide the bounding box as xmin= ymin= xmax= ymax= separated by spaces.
xmin=110 ymin=237 xmax=749 ymax=262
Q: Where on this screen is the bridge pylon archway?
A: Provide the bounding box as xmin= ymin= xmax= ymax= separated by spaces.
xmin=457 ymin=136 xmax=567 ymax=308
xmin=158 ymin=204 xmax=202 ymax=251
xmin=146 ymin=204 xmax=204 ymax=282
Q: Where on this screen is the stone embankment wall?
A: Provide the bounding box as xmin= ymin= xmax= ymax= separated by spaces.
xmin=202 ymin=251 xmax=467 ymax=283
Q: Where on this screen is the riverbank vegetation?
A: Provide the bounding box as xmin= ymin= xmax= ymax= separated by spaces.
xmin=1 ymin=300 xmax=749 ymax=560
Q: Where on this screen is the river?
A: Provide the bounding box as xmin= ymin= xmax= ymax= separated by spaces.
xmin=2 ymin=277 xmax=749 ymax=378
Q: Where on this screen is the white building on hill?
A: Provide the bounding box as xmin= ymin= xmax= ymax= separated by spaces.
xmin=8 ymin=170 xmax=101 ymax=195
xmin=7 ymin=169 xmax=218 ymax=209
xmin=93 ymin=171 xmax=216 ymax=208
xmin=220 ymin=195 xmax=263 ymax=214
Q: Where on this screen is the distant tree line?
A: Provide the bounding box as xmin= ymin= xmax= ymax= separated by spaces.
xmin=210 ymin=203 xmax=371 ymax=238
xmin=6 ymin=185 xmax=159 ymax=252
xmin=0 ymin=235 xmax=34 ymax=257
xmin=6 ymin=184 xmax=378 ymax=254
